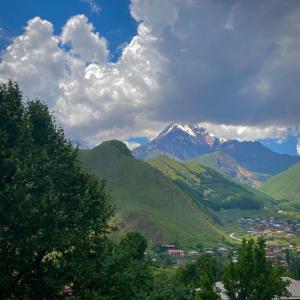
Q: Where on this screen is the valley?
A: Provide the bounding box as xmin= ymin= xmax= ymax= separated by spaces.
xmin=79 ymin=123 xmax=300 ymax=267
xmin=3 ymin=1 xmax=300 ymax=296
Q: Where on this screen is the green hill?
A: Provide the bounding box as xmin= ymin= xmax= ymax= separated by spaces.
xmin=79 ymin=140 xmax=223 ymax=247
xmin=148 ymin=155 xmax=271 ymax=211
xmin=260 ymin=163 xmax=300 ymax=202
xmin=191 ymin=151 xmax=270 ymax=188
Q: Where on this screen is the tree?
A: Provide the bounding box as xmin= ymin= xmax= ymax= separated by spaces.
xmin=150 ymin=269 xmax=190 ymax=300
xmin=0 ymin=81 xmax=114 ymax=298
xmin=223 ymin=238 xmax=291 ymax=300
xmin=195 ymin=271 xmax=221 ymax=300
xmin=175 ymin=253 xmax=223 ymax=299
xmin=195 ymin=254 xmax=221 ymax=300
xmin=287 ymin=251 xmax=300 ymax=279
xmin=92 ymin=233 xmax=153 ymax=300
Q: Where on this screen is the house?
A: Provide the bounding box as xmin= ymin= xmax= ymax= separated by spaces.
xmin=161 ymin=243 xmax=176 ymax=249
xmin=167 ymin=249 xmax=185 ymax=256
xmin=187 ymin=250 xmax=199 ymax=257
xmin=218 ymin=246 xmax=229 ymax=255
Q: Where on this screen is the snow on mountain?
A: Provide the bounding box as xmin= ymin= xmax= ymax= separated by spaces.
xmin=133 ymin=123 xmax=224 ymax=160
xmin=132 ymin=123 xmax=300 ymax=175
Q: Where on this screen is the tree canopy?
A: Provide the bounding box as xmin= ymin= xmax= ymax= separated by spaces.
xmin=223 ymin=238 xmax=290 ymax=300
xmin=0 ymin=81 xmax=152 ymax=299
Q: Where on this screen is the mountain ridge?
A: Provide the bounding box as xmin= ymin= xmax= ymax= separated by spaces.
xmin=79 ymin=140 xmax=224 ymax=246
xmin=147 ymin=155 xmax=271 ymax=211
xmin=260 ymin=163 xmax=300 ymax=202
xmin=191 ymin=151 xmax=270 ymax=187
xmin=133 ymin=123 xmax=300 ymax=175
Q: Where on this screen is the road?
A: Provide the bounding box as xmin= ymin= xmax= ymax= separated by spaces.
xmin=229 ymin=232 xmax=242 ymax=241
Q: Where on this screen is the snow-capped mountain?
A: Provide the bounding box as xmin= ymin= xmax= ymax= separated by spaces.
xmin=133 ymin=123 xmax=300 ymax=175
xmin=133 ymin=123 xmax=225 ymax=160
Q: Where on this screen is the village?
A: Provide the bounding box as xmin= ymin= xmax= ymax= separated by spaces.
xmin=234 ymin=216 xmax=300 ymax=236
xmin=152 ymin=242 xmax=233 ymax=266
xmin=152 ymin=217 xmax=300 ymax=267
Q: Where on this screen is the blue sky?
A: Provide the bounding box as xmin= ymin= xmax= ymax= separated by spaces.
xmin=0 ymin=0 xmax=137 ymax=61
xmin=0 ymin=0 xmax=299 ymax=155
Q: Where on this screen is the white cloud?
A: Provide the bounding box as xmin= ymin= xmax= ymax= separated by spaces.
xmin=79 ymin=0 xmax=100 ymax=14
xmin=297 ymin=140 xmax=300 ymax=156
xmin=1 ymin=0 xmax=300 ymax=145
xmin=197 ymin=122 xmax=299 ymax=142
xmin=123 ymin=140 xmax=141 ymax=150
xmin=0 ymin=17 xmax=66 ymax=106
xmin=0 ymin=14 xmax=165 ymax=143
xmin=61 ymin=15 xmax=108 ymax=64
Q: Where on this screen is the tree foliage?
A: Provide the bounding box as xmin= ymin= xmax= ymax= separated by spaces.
xmin=223 ymin=238 xmax=290 ymax=300
xmin=0 ymin=81 xmax=153 ymax=299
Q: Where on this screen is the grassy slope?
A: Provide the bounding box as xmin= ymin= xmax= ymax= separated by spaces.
xmin=191 ymin=151 xmax=270 ymax=188
xmin=148 ymin=155 xmax=271 ymax=211
xmin=260 ymin=163 xmax=300 ymax=201
xmin=79 ymin=140 xmax=223 ymax=247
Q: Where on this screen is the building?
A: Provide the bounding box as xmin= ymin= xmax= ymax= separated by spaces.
xmin=167 ymin=249 xmax=185 ymax=256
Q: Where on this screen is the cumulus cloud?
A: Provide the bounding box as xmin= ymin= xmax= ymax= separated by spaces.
xmin=197 ymin=123 xmax=300 ymax=142
xmin=61 ymin=15 xmax=108 ymax=64
xmin=0 ymin=0 xmax=300 ymax=144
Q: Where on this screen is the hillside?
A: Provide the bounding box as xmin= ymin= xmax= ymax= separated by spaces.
xmin=79 ymin=140 xmax=223 ymax=246
xmin=260 ymin=163 xmax=300 ymax=202
xmin=147 ymin=156 xmax=270 ymax=211
xmin=191 ymin=151 xmax=269 ymax=188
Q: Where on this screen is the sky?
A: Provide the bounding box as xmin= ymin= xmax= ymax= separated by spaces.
xmin=0 ymin=0 xmax=300 ymax=155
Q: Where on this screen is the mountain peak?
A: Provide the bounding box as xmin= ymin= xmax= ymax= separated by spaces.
xmin=157 ymin=123 xmax=220 ymax=146
xmin=133 ymin=123 xmax=222 ymax=160
xmin=158 ymin=123 xmax=199 ymax=138
xmin=97 ymin=140 xmax=133 ymax=157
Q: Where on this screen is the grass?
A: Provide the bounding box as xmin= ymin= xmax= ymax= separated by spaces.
xmin=260 ymin=163 xmax=300 ymax=202
xmin=190 ymin=151 xmax=270 ymax=187
xmin=79 ymin=140 xmax=224 ymax=247
xmin=147 ymin=155 xmax=271 ymax=211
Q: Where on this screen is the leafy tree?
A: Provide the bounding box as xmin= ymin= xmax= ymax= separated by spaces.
xmin=119 ymin=232 xmax=147 ymax=260
xmin=0 ymin=80 xmax=114 ymax=298
xmin=174 ymin=253 xmax=223 ymax=299
xmin=176 ymin=253 xmax=224 ymax=289
xmin=195 ymin=254 xmax=221 ymax=300
xmin=195 ymin=271 xmax=220 ymax=300
xmin=93 ymin=233 xmax=153 ymax=300
xmin=150 ymin=269 xmax=190 ymax=300
xmin=223 ymin=238 xmax=290 ymax=300
xmin=287 ymin=251 xmax=300 ymax=279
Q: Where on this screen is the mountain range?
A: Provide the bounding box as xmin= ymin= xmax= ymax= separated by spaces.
xmin=133 ymin=123 xmax=300 ymax=177
xmin=79 ymin=140 xmax=273 ymax=247
xmin=78 ymin=123 xmax=300 ymax=247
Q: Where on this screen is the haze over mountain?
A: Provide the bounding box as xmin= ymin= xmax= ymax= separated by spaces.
xmin=133 ymin=123 xmax=300 ymax=175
